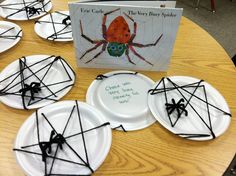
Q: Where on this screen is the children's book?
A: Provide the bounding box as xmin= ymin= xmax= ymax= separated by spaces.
xmin=69 ymin=1 xmax=183 ymax=71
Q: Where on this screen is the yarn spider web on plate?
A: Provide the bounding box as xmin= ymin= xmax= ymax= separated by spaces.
xmin=0 ymin=26 xmax=22 ymax=40
xmin=148 ymin=76 xmax=231 ymax=140
xmin=0 ymin=55 xmax=75 ymax=109
xmin=0 ymin=21 xmax=22 ymax=53
xmin=13 ymin=100 xmax=111 ymax=176
xmin=0 ymin=0 xmax=52 ymax=20
xmin=35 ymin=11 xmax=72 ymax=41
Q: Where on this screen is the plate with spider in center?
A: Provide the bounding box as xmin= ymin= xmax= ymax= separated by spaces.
xmin=14 ymin=100 xmax=112 ymax=176
xmin=0 ymin=0 xmax=52 ymax=20
xmin=35 ymin=11 xmax=73 ymax=41
xmin=0 ymin=21 xmax=22 ymax=53
xmin=86 ymin=70 xmax=156 ymax=131
xmin=147 ymin=76 xmax=231 ymax=141
xmin=0 ymin=55 xmax=76 ymax=109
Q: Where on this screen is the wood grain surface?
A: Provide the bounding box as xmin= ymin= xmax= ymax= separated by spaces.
xmin=0 ymin=1 xmax=236 ymax=176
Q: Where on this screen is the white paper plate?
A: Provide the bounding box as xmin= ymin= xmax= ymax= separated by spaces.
xmin=14 ymin=100 xmax=112 ymax=176
xmin=86 ymin=70 xmax=156 ymax=131
xmin=0 ymin=21 xmax=22 ymax=53
xmin=0 ymin=0 xmax=52 ymax=20
xmin=148 ymin=76 xmax=231 ymax=141
xmin=0 ymin=55 xmax=75 ymax=109
xmin=35 ymin=11 xmax=73 ymax=41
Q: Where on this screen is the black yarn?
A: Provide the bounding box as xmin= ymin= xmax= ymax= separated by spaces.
xmin=112 ymin=125 xmax=127 ymax=132
xmin=35 ymin=11 xmax=72 ymax=41
xmin=95 ymin=71 xmax=138 ymax=80
xmin=0 ymin=27 xmax=22 ymax=40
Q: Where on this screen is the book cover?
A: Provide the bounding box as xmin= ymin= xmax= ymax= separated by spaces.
xmin=69 ymin=2 xmax=182 ymax=71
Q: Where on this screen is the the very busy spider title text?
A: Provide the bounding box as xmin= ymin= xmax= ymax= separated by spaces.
xmin=80 ymin=8 xmax=178 ymax=18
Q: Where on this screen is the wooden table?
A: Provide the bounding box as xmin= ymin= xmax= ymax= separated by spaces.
xmin=0 ymin=1 xmax=236 ymax=176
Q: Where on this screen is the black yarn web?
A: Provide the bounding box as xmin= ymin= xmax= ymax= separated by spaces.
xmin=95 ymin=71 xmax=138 ymax=81
xmin=95 ymin=71 xmax=139 ymax=132
xmin=0 ymin=55 xmax=75 ymax=109
xmin=0 ymin=26 xmax=22 ymax=40
xmin=35 ymin=11 xmax=72 ymax=41
xmin=0 ymin=0 xmax=51 ymax=20
xmin=13 ymin=100 xmax=110 ymax=176
xmin=148 ymin=77 xmax=231 ymax=139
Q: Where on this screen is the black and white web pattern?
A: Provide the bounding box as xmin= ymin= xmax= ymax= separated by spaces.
xmin=35 ymin=11 xmax=72 ymax=41
xmin=14 ymin=100 xmax=110 ymax=175
xmin=0 ymin=0 xmax=51 ymax=20
xmin=148 ymin=77 xmax=231 ymax=139
xmin=0 ymin=55 xmax=75 ymax=109
xmin=0 ymin=26 xmax=22 ymax=40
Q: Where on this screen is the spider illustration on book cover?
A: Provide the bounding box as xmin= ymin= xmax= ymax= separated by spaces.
xmin=79 ymin=8 xmax=163 ymax=66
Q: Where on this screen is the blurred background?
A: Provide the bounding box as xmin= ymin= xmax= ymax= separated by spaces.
xmin=177 ymin=0 xmax=236 ymax=59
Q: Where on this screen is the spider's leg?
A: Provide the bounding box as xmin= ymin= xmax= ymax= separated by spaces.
xmin=102 ymin=8 xmax=120 ymax=40
xmin=171 ymin=98 xmax=176 ymax=104
xmin=37 ymin=10 xmax=40 ymax=15
xmin=85 ymin=43 xmax=107 ymax=64
xmin=179 ymin=106 xmax=188 ymax=116
xmin=125 ymin=47 xmax=136 ymax=65
xmin=131 ymin=34 xmax=163 ymax=48
xmin=176 ymin=106 xmax=182 ymax=118
xmin=80 ymin=20 xmax=104 ymax=44
xmin=128 ymin=46 xmax=153 ymax=66
xmin=80 ymin=41 xmax=105 ymax=60
xmin=167 ymin=107 xmax=176 ymax=115
xmin=123 ymin=12 xmax=137 ymax=43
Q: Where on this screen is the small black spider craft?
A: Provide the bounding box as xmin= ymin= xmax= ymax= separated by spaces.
xmin=165 ymin=98 xmax=188 ymax=119
xmin=39 ymin=130 xmax=66 ymax=162
xmin=19 ymin=82 xmax=41 ymax=101
xmin=25 ymin=7 xmax=42 ymax=15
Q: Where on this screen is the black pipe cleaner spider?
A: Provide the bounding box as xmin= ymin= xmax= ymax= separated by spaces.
xmin=19 ymin=82 xmax=41 ymax=101
xmin=165 ymin=98 xmax=188 ymax=119
xmin=25 ymin=6 xmax=42 ymax=15
xmin=79 ymin=8 xmax=163 ymax=65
